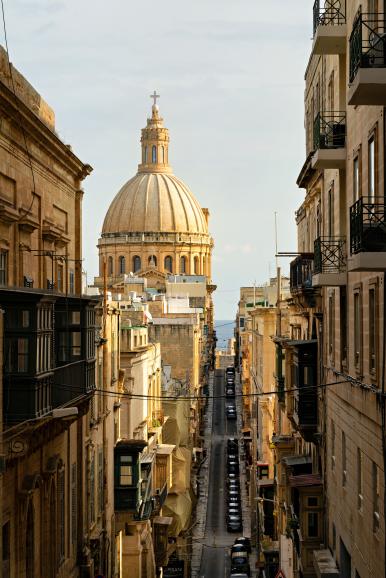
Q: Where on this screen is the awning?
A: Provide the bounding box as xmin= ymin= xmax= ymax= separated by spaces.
xmin=282 ymin=455 xmax=312 ymax=467
xmin=141 ymin=452 xmax=155 ymax=464
xmin=153 ymin=516 xmax=173 ymax=526
xmin=241 ymin=427 xmax=252 ymax=433
xmin=289 ymin=473 xmax=322 ymax=487
xmin=156 ymin=444 xmax=175 ymax=456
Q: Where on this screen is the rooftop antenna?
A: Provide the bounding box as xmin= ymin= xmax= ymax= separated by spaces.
xmin=274 ymin=211 xmax=279 ymax=270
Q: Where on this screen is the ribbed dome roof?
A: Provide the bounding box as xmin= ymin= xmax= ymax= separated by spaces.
xmin=102 ymin=172 xmax=208 ymax=235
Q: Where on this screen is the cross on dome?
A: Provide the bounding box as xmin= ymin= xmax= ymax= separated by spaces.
xmin=150 ymin=90 xmax=160 ymax=107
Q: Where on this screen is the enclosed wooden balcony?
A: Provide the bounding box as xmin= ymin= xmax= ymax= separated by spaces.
xmin=312 ymin=0 xmax=347 ymax=55
xmin=312 ymin=236 xmax=346 ymax=286
xmin=292 ymin=340 xmax=318 ymax=442
xmin=311 ymin=112 xmax=346 ymax=170
xmin=348 ymin=197 xmax=386 ymax=271
xmin=348 ymin=13 xmax=386 ymax=105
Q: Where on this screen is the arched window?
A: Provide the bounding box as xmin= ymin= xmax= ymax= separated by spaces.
xmin=161 ymin=146 xmax=165 ymax=163
xmin=180 ymin=255 xmax=187 ymax=274
xmin=133 ymin=256 xmax=141 ymax=273
xmin=119 ymin=256 xmax=125 ymax=275
xmin=152 ymin=145 xmax=157 ymax=163
xmin=26 ymin=503 xmax=34 ymax=578
xmin=144 ymin=146 xmax=148 ymax=163
xmin=108 ymin=256 xmax=113 ymax=276
xmin=148 ymin=255 xmax=157 ymax=267
xmin=202 ymin=256 xmax=206 ymax=275
xmin=164 ymin=256 xmax=173 ymax=273
xmin=194 ymin=256 xmax=199 ymax=274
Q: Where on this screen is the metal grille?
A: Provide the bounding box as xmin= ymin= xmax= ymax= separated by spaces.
xmin=350 ymin=12 xmax=386 ymax=82
xmin=350 ymin=197 xmax=386 ymax=254
xmin=313 ymin=0 xmax=346 ymax=35
xmin=313 ymin=112 xmax=346 ymax=150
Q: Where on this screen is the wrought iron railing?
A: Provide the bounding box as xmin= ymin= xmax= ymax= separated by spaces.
xmin=290 ymin=254 xmax=314 ymax=294
xmin=313 ymin=112 xmax=346 ymax=150
xmin=350 ymin=13 xmax=386 ymax=82
xmin=53 ymin=359 xmax=95 ymax=406
xmin=313 ymin=0 xmax=346 ymax=35
xmin=350 ymin=197 xmax=386 ymax=254
xmin=314 ymin=236 xmax=346 ymax=274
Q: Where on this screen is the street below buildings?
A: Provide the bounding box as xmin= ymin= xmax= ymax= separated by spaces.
xmin=198 ymin=369 xmax=255 ymax=578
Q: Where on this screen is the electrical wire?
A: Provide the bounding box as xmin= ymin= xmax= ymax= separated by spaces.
xmin=0 ymin=0 xmax=37 ymax=221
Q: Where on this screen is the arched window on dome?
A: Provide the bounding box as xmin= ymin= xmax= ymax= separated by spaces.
xmin=152 ymin=145 xmax=157 ymax=163
xmin=164 ymin=256 xmax=173 ymax=273
xmin=133 ymin=256 xmax=141 ymax=273
xmin=194 ymin=256 xmax=199 ymax=275
xmin=108 ymin=256 xmax=113 ymax=276
xmin=144 ymin=146 xmax=148 ymax=163
xmin=161 ymin=146 xmax=165 ymax=163
xmin=202 ymin=256 xmax=206 ymax=276
xmin=148 ymin=255 xmax=157 ymax=267
xmin=180 ymin=256 xmax=187 ymax=274
xmin=119 ymin=256 xmax=126 ymax=275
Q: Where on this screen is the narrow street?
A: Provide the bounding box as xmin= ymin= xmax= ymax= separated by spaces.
xmin=198 ymin=369 xmax=253 ymax=578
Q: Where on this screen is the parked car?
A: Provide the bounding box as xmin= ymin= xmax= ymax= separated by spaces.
xmin=231 ymin=543 xmax=248 ymax=556
xmin=226 ymin=408 xmax=237 ymax=420
xmin=234 ymin=537 xmax=251 ymax=553
xmin=231 ymin=559 xmax=250 ymax=577
xmin=226 ymin=387 xmax=236 ymax=398
xmin=226 ymin=366 xmax=235 ymax=376
xmin=230 ymin=574 xmax=249 ymax=578
xmin=227 ymin=480 xmax=240 ymax=489
xmin=227 ymin=515 xmax=243 ymax=532
xmin=228 ymin=508 xmax=242 ymax=518
xmin=227 ymin=437 xmax=239 ymax=448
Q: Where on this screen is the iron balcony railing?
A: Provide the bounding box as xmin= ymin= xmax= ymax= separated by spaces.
xmin=313 ymin=112 xmax=346 ymax=150
xmin=313 ymin=0 xmax=346 ymax=35
xmin=290 ymin=254 xmax=314 ymax=294
xmin=350 ymin=197 xmax=386 ymax=254
xmin=314 ymin=236 xmax=346 ymax=274
xmin=350 ymin=12 xmax=386 ymax=83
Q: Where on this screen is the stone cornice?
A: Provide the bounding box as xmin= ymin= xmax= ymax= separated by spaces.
xmin=98 ymin=231 xmax=213 ymax=247
xmin=0 ymin=80 xmax=92 ymax=182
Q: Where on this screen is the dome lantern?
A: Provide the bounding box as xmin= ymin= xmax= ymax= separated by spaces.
xmin=138 ymin=91 xmax=171 ymax=174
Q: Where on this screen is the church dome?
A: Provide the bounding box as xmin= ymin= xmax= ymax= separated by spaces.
xmin=102 ymin=172 xmax=208 ymax=235
xmin=102 ymin=98 xmax=209 ymax=237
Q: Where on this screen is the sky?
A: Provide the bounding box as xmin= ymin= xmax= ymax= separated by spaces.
xmin=5 ymin=0 xmax=312 ymax=319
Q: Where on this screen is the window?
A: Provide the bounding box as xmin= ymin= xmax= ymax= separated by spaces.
xmin=340 ymin=287 xmax=347 ymax=366
xmin=119 ymin=256 xmax=125 ymax=275
xmin=194 ymin=256 xmax=199 ymax=274
xmin=357 ymin=448 xmax=363 ymax=511
xmin=69 ymin=270 xmax=75 ymax=294
xmin=164 ymin=256 xmax=173 ymax=272
xmin=148 ymin=255 xmax=157 ymax=267
xmin=7 ymin=337 xmax=30 ymax=373
xmin=328 ymin=70 xmax=334 ymax=111
xmin=152 ymin=145 xmax=157 ymax=163
xmin=372 ymin=461 xmax=380 ymax=532
xmin=328 ymin=292 xmax=335 ymax=361
xmin=2 ymin=521 xmax=10 ymax=578
xmin=108 ymin=256 xmax=113 ymax=276
xmin=369 ymin=136 xmax=376 ymax=202
xmin=307 ymin=512 xmax=319 ymax=538
xmin=353 ymin=156 xmax=360 ymax=202
xmin=342 ymin=431 xmax=347 ymax=486
xmin=331 ymin=420 xmax=336 ymax=471
xmin=133 ymin=255 xmax=141 ymax=273
xmin=0 ymin=250 xmax=7 ymax=286
xmin=71 ymin=464 xmax=77 ymax=552
xmin=26 ymin=505 xmax=34 ymax=578
xmin=180 ymin=256 xmax=187 ymax=274
xmin=71 ymin=332 xmax=81 ymax=357
xmin=90 ymin=453 xmax=95 ymax=526
xmin=98 ymin=448 xmax=104 ymax=515
xmin=203 ymin=256 xmax=206 ymax=275
xmin=57 ymin=469 xmax=65 ymax=563
xmin=328 ymin=187 xmax=334 ymax=237
xmin=369 ymin=286 xmax=377 ymax=375
xmin=144 ymin=145 xmax=148 ymax=163
xmin=354 ymin=289 xmax=362 ymax=370
xmin=119 ymin=455 xmax=133 ymax=486
xmin=57 ymin=264 xmax=63 ymax=292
